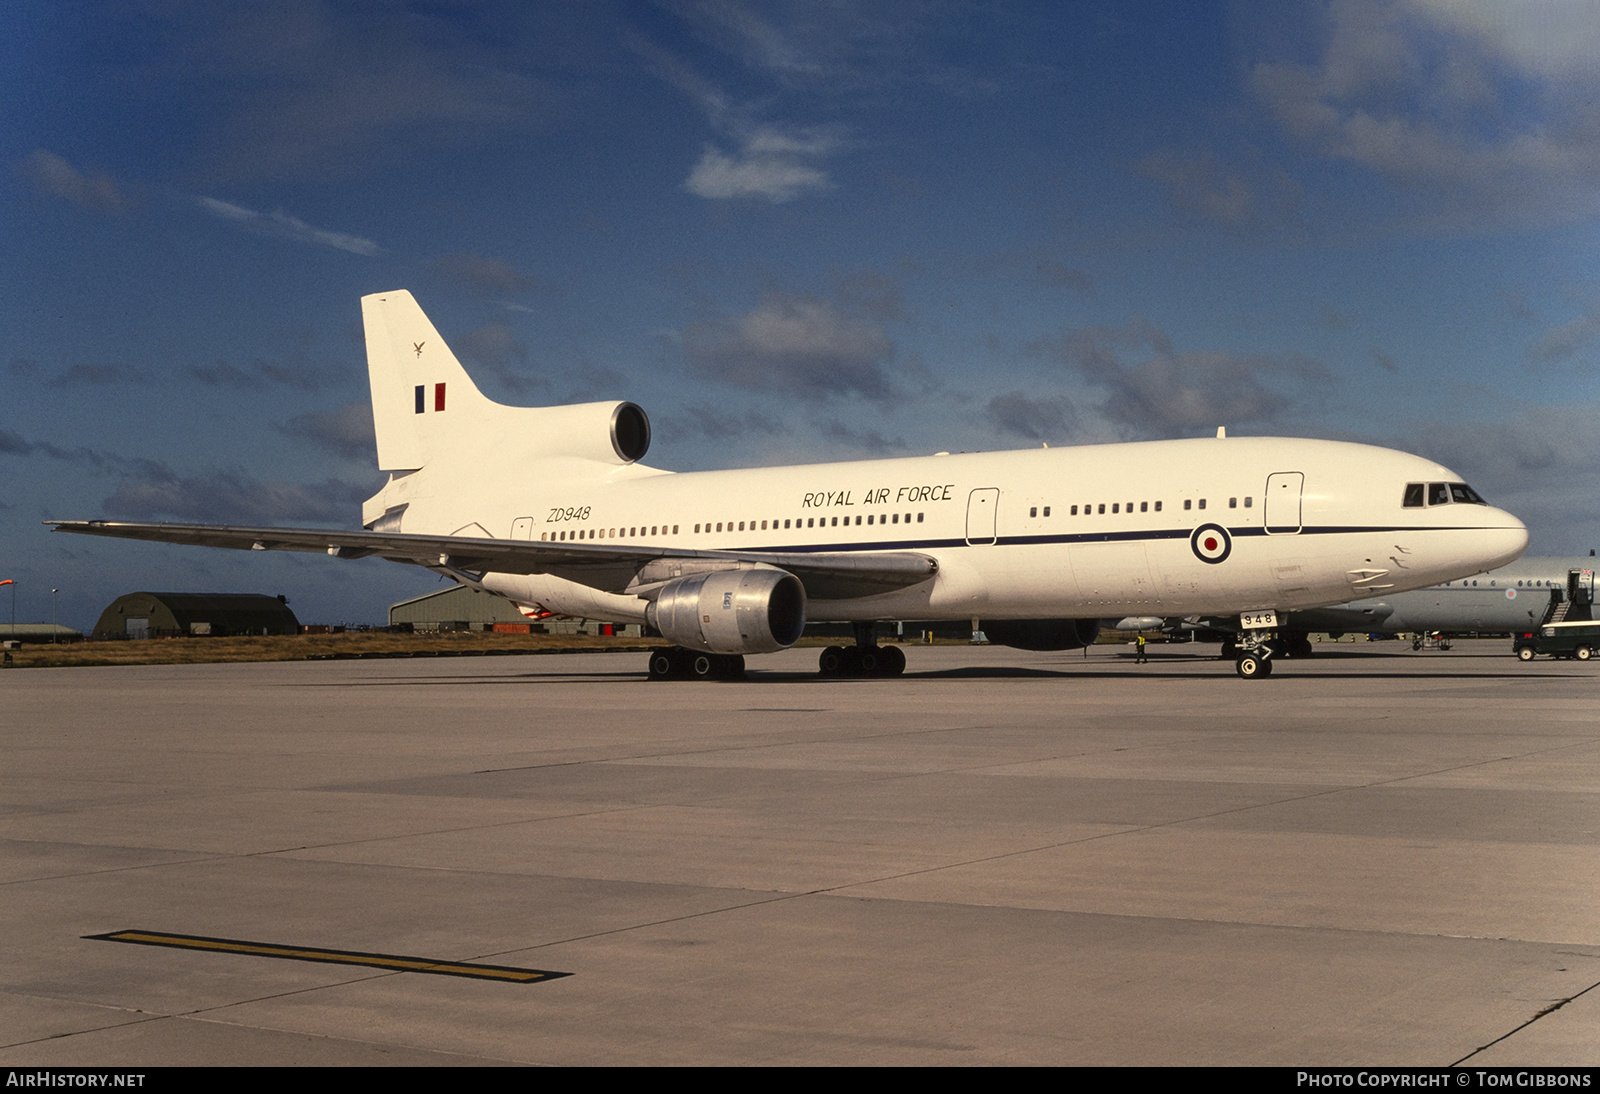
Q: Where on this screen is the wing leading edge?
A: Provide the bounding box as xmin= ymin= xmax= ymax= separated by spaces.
xmin=47 ymin=520 xmax=938 ymax=601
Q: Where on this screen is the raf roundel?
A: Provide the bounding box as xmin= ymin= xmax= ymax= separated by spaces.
xmin=1190 ymin=523 xmax=1232 ymax=564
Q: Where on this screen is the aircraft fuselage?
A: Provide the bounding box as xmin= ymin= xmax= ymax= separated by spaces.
xmin=368 ymin=435 xmax=1528 ymax=626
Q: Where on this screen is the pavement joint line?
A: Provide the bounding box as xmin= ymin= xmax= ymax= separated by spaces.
xmin=86 ymin=930 xmax=569 ymax=982
xmin=463 ymin=719 xmax=1074 ymax=774
xmin=1450 ymin=975 xmax=1600 ymax=1065
xmin=170 ymin=1012 xmax=527 ymax=1065
xmin=1 ymin=1011 xmax=175 ymax=1052
xmin=807 ymin=742 xmax=1600 ymax=897
xmin=0 ymin=851 xmax=238 ymax=888
xmin=25 ymin=732 xmax=1588 ymax=888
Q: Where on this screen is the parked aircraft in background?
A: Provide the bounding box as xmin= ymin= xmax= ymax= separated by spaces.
xmin=1131 ymin=555 xmax=1595 ymax=656
xmin=1291 ymin=555 xmax=1596 ymax=641
xmin=52 ymin=291 xmax=1529 ymax=679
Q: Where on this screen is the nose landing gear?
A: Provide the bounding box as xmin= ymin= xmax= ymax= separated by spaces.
xmin=1234 ymin=649 xmax=1273 ymax=678
xmin=1231 ymin=612 xmax=1281 ymax=679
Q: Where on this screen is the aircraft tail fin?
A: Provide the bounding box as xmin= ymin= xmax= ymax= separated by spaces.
xmin=362 ymin=290 xmax=492 ymax=471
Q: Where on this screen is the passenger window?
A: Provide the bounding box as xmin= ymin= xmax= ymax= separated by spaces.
xmin=1199 ymin=499 xmax=1206 ymax=509
xmin=1183 ymin=500 xmax=1191 ymax=511
xmin=1043 ymin=506 xmax=1050 ymax=517
xmin=1112 ymin=504 xmax=1119 ymax=514
xmin=917 ymin=513 xmax=924 ymax=522
xmin=1030 ymin=507 xmax=1037 ymax=517
xmin=1098 ymin=504 xmax=1105 ymax=514
xmin=1140 ymin=502 xmax=1147 ymax=513
xmin=1244 ymin=497 xmax=1252 ymax=508
xmin=1403 ymin=483 xmax=1424 ymax=508
xmin=1154 ymin=501 xmax=1162 ymax=512
xmin=1229 ymin=498 xmax=1237 ymax=509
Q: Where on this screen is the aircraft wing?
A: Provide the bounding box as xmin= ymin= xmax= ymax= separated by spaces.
xmin=47 ymin=520 xmax=938 ymax=600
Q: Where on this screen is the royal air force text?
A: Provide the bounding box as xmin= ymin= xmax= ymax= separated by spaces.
xmin=801 ymin=485 xmax=956 ymax=509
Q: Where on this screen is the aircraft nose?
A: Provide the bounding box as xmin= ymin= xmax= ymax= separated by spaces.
xmin=1476 ymin=508 xmax=1529 ymax=570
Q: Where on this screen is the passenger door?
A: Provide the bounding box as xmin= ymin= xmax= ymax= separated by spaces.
xmin=1264 ymin=472 xmax=1304 ymax=535
xmin=966 ymin=488 xmax=999 ymax=545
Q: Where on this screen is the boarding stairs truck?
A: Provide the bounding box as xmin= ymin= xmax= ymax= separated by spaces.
xmin=1515 ymin=568 xmax=1597 ymax=661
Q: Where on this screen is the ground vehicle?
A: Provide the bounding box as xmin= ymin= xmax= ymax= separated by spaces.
xmin=1514 ymin=621 xmax=1600 ymax=661
xmin=1514 ymin=567 xmax=1596 ymax=661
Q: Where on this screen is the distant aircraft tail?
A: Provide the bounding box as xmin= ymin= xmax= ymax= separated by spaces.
xmin=361 ymin=290 xmax=495 ymax=471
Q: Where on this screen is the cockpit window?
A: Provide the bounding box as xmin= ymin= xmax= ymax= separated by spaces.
xmin=1415 ymin=481 xmax=1488 ymax=507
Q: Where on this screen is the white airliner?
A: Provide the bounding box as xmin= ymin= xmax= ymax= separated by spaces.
xmin=52 ymin=291 xmax=1529 ymax=679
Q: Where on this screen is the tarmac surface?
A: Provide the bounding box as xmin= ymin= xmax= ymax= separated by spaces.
xmin=2 ymin=639 xmax=1597 ymax=1065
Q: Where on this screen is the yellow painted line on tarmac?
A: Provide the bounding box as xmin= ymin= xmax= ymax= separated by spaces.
xmin=86 ymin=930 xmax=568 ymax=983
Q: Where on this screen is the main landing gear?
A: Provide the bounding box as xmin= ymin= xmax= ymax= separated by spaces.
xmin=647 ymin=647 xmax=745 ymax=681
xmin=818 ymin=622 xmax=907 ymax=678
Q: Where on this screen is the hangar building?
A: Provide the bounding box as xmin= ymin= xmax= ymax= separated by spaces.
xmin=93 ymin=593 xmax=300 ymax=639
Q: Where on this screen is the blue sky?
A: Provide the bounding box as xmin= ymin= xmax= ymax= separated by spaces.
xmin=4 ymin=0 xmax=1599 ymax=630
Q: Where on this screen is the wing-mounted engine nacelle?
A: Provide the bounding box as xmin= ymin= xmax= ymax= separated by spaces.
xmin=984 ymin=618 xmax=1101 ymax=651
xmin=648 ymin=569 xmax=806 ymax=654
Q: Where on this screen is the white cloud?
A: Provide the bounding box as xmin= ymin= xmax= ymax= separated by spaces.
xmin=434 ymin=253 xmax=549 ymax=297
xmin=1137 ymin=149 xmax=1302 ymax=229
xmin=1412 ymin=0 xmax=1600 ymax=81
xmin=1032 ymin=318 xmax=1330 ymax=438
xmin=21 ymin=150 xmax=132 ymax=212
xmin=1250 ymin=0 xmax=1600 ymax=231
xmin=197 ymin=196 xmax=379 ymax=255
xmin=684 ymin=291 xmax=895 ymax=399
xmin=1527 ymin=310 xmax=1600 ymax=363
xmin=985 ymin=392 xmax=1078 ymax=441
xmin=278 ymin=403 xmax=376 ymax=461
xmin=104 ymin=460 xmax=370 ymax=523
xmin=684 ymin=127 xmax=838 ymax=202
